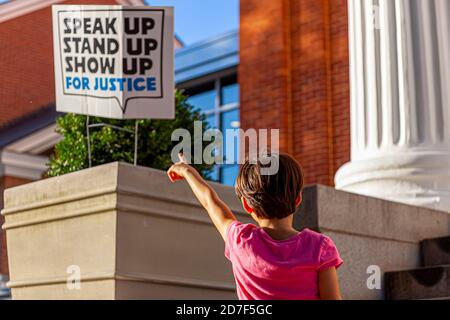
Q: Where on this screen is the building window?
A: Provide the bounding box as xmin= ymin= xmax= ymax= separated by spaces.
xmin=186 ymin=83 xmax=216 ymax=114
xmin=184 ymin=73 xmax=240 ymax=186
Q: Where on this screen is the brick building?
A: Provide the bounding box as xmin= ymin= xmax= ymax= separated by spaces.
xmin=0 ymin=0 xmax=350 ymax=296
xmin=240 ymin=0 xmax=349 ymax=186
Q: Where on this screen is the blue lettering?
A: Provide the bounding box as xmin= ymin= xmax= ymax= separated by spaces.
xmin=82 ymin=77 xmax=90 ymax=90
xmin=99 ymin=78 xmax=107 ymax=91
xmin=82 ymin=77 xmax=158 ymax=92
xmin=109 ymin=78 xmax=116 ymax=91
xmin=147 ymin=77 xmax=156 ymax=91
xmin=72 ymin=77 xmax=81 ymax=89
xmin=118 ymin=78 xmax=126 ymax=91
xmin=65 ymin=76 xmax=72 ymax=89
xmin=134 ymin=78 xmax=145 ymax=91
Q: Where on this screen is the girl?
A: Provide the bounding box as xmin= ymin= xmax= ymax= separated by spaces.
xmin=168 ymin=153 xmax=343 ymax=300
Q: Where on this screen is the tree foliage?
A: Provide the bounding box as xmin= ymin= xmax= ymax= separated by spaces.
xmin=47 ymin=90 xmax=212 ymax=178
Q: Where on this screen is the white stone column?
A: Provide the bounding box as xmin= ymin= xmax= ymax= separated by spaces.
xmin=335 ymin=0 xmax=450 ymax=211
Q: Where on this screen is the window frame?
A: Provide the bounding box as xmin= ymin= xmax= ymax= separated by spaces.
xmin=178 ymin=68 xmax=239 ymax=184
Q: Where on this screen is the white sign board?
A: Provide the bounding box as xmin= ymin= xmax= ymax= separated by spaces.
xmin=52 ymin=5 xmax=174 ymax=119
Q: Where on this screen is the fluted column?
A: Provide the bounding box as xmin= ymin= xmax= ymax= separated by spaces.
xmin=335 ymin=0 xmax=450 ymax=211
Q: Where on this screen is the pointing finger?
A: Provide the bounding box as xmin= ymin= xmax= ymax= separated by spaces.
xmin=178 ymin=153 xmax=187 ymax=164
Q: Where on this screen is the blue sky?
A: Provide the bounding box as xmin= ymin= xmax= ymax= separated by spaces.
xmin=0 ymin=0 xmax=238 ymax=45
xmin=145 ymin=0 xmax=239 ymax=45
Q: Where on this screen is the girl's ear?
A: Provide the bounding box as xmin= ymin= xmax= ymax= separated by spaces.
xmin=295 ymin=193 xmax=302 ymax=208
xmin=241 ymin=197 xmax=254 ymax=214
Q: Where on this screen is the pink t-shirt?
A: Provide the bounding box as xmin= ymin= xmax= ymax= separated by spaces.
xmin=225 ymin=221 xmax=343 ymax=300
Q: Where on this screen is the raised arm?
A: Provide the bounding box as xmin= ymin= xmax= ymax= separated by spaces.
xmin=167 ymin=154 xmax=236 ymax=240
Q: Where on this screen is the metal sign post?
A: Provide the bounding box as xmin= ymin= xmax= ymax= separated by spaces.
xmin=86 ymin=116 xmax=139 ymax=168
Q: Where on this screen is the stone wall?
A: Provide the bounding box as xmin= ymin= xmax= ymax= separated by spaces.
xmin=2 ymin=162 xmax=449 ymax=299
xmin=295 ymin=185 xmax=450 ymax=299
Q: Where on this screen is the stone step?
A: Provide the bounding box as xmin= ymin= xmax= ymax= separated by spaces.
xmin=421 ymin=236 xmax=450 ymax=266
xmin=0 ymin=274 xmax=10 ymax=300
xmin=385 ymin=265 xmax=450 ymax=300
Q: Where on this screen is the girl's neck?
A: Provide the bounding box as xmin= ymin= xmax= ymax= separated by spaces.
xmin=256 ymin=215 xmax=299 ymax=240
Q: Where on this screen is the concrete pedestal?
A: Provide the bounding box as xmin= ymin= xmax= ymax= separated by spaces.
xmin=1 ymin=162 xmax=250 ymax=299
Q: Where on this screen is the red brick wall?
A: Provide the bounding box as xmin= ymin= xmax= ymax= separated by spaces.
xmin=0 ymin=0 xmax=119 ymax=128
xmin=239 ymin=0 xmax=350 ymax=186
xmin=0 ymin=176 xmax=32 ymax=275
xmin=329 ymin=0 xmax=351 ymax=179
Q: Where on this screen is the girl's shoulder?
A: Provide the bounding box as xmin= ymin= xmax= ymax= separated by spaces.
xmin=300 ymin=228 xmax=324 ymax=239
xmin=300 ymin=228 xmax=343 ymax=269
xmin=300 ymin=228 xmax=333 ymax=247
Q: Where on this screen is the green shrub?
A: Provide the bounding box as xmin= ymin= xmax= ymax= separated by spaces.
xmin=47 ymin=90 xmax=212 ymax=178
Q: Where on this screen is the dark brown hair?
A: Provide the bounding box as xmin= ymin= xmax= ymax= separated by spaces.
xmin=235 ymin=153 xmax=304 ymax=219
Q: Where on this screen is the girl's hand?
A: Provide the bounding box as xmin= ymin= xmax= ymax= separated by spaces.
xmin=166 ymin=153 xmax=236 ymax=241
xmin=167 ymin=153 xmax=192 ymax=182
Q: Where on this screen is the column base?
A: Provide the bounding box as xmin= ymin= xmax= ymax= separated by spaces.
xmin=335 ymin=151 xmax=450 ymax=212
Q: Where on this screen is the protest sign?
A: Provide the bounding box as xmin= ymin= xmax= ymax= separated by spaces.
xmin=52 ymin=5 xmax=174 ymax=119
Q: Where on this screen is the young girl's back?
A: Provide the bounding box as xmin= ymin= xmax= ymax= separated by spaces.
xmin=225 ymin=221 xmax=343 ymax=300
xmin=168 ymin=152 xmax=343 ymax=300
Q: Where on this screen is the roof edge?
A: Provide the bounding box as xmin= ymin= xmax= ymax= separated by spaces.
xmin=0 ymin=104 xmax=61 ymax=148
xmin=175 ymin=30 xmax=238 ymax=57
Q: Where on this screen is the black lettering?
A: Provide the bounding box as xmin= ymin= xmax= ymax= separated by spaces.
xmin=82 ymin=39 xmax=91 ymax=54
xmin=127 ymin=38 xmax=142 ymax=55
xmin=87 ymin=57 xmax=98 ymax=73
xmin=83 ymin=18 xmax=91 ymax=34
xmin=63 ymin=37 xmax=71 ymax=53
xmin=74 ymin=56 xmax=86 ymax=73
xmin=139 ymin=58 xmax=152 ymax=75
xmin=108 ymin=39 xmax=119 ymax=54
xmin=100 ymin=58 xmax=115 ymax=74
xmin=124 ymin=17 xmax=139 ymax=34
xmin=105 ymin=18 xmax=117 ymax=34
xmin=92 ymin=18 xmax=103 ymax=34
xmin=72 ymin=37 xmax=82 ymax=53
xmin=144 ymin=39 xmax=158 ymax=54
xmin=142 ymin=18 xmax=154 ymax=34
xmin=123 ymin=58 xmax=137 ymax=75
xmin=63 ymin=18 xmax=71 ymax=34
xmin=65 ymin=56 xmax=73 ymax=72
xmin=92 ymin=38 xmax=105 ymax=55
xmin=72 ymin=18 xmax=82 ymax=34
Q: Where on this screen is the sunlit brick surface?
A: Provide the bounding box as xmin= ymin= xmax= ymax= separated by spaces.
xmin=239 ymin=0 xmax=350 ymax=186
